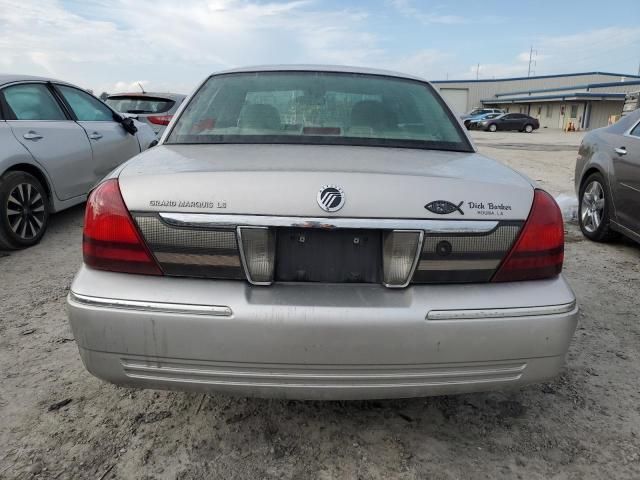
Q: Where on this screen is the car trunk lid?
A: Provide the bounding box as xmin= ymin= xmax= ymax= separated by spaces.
xmin=117 ymin=144 xmax=535 ymax=286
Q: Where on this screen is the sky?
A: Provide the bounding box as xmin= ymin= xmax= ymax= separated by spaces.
xmin=1 ymin=0 xmax=639 ymax=95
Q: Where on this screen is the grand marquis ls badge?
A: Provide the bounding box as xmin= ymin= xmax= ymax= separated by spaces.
xmin=317 ymin=185 xmax=345 ymax=212
xmin=424 ymin=200 xmax=464 ymax=215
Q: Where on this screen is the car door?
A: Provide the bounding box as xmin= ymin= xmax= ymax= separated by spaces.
xmin=497 ymin=113 xmax=516 ymax=130
xmin=54 ymin=85 xmax=140 ymax=180
xmin=509 ymin=113 xmax=527 ymax=131
xmin=1 ymin=82 xmax=95 ymax=200
xmin=612 ymin=120 xmax=640 ymax=233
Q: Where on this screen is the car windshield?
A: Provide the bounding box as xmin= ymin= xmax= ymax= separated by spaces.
xmin=469 ymin=109 xmax=488 ymax=116
xmin=166 ymin=71 xmax=472 ymax=152
xmin=105 ymin=96 xmax=175 ymax=114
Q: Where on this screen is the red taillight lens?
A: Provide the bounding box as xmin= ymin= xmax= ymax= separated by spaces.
xmin=147 ymin=114 xmax=173 ymax=126
xmin=492 ymin=189 xmax=563 ymax=282
xmin=83 ymin=179 xmax=162 ymax=275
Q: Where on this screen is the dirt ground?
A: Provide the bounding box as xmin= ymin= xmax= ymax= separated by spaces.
xmin=1 ymin=130 xmax=639 ymax=479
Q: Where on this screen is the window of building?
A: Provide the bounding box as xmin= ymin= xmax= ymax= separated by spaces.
xmin=570 ymin=104 xmax=578 ymax=118
xmin=546 ymin=104 xmax=552 ymax=118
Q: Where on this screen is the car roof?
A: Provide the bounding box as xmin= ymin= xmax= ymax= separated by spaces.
xmin=0 ymin=74 xmax=75 ymax=87
xmin=209 ymin=65 xmax=428 ymax=83
xmin=107 ymin=92 xmax=186 ymax=100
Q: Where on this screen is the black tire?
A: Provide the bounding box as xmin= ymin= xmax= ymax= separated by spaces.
xmin=488 ymin=123 xmax=497 ymax=132
xmin=578 ymin=172 xmax=619 ymax=242
xmin=524 ymin=124 xmax=534 ymax=133
xmin=0 ymin=171 xmax=50 ymax=250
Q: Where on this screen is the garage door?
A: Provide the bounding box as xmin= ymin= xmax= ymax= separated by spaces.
xmin=439 ymin=88 xmax=469 ymax=115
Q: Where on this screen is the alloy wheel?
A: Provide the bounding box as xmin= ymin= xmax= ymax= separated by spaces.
xmin=581 ymin=180 xmax=605 ymax=233
xmin=6 ymin=183 xmax=46 ymax=240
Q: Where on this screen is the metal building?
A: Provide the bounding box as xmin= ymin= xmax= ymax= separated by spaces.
xmin=432 ymin=72 xmax=640 ymax=130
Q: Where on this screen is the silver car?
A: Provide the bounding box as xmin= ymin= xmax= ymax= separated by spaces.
xmin=0 ymin=75 xmax=156 ymax=249
xmin=67 ymin=66 xmax=577 ymax=400
xmin=575 ymin=108 xmax=640 ymax=243
xmin=105 ymin=92 xmax=186 ymax=136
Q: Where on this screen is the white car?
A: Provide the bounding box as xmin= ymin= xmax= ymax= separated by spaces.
xmin=67 ymin=66 xmax=577 ymax=400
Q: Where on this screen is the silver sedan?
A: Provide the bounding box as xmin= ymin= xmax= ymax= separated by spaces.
xmin=575 ymin=108 xmax=640 ymax=243
xmin=67 ymin=66 xmax=577 ymax=400
xmin=0 ymin=75 xmax=156 ymax=249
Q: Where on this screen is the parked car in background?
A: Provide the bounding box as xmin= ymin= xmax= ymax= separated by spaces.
xmin=469 ymin=113 xmax=539 ymax=133
xmin=106 ymin=92 xmax=186 ymax=136
xmin=464 ymin=112 xmax=501 ymax=129
xmin=575 ymin=108 xmax=640 ymax=244
xmin=460 ymin=107 xmax=504 ymax=121
xmin=67 ymin=65 xmax=577 ymax=400
xmin=0 ymin=75 xmax=156 ymax=249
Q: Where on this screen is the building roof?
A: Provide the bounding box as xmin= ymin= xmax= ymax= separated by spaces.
xmin=483 ymin=92 xmax=627 ymax=105
xmin=495 ymin=79 xmax=640 ymax=98
xmin=432 ymin=71 xmax=640 ymax=84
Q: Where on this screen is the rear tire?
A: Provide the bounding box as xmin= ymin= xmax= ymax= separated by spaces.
xmin=578 ymin=172 xmax=618 ymax=242
xmin=524 ymin=124 xmax=534 ymax=133
xmin=0 ymin=171 xmax=50 ymax=250
xmin=488 ymin=123 xmax=497 ymax=132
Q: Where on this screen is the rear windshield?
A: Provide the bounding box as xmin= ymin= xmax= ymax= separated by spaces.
xmin=166 ymin=72 xmax=472 ymax=152
xmin=105 ymin=96 xmax=175 ymax=114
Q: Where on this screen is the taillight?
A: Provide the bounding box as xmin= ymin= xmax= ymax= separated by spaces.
xmin=147 ymin=114 xmax=173 ymax=126
xmin=83 ymin=179 xmax=162 ymax=275
xmin=492 ymin=189 xmax=563 ymax=282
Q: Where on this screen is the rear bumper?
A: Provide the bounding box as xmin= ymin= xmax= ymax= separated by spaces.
xmin=67 ymin=266 xmax=578 ymax=400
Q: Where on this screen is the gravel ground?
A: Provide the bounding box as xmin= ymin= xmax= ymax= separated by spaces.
xmin=1 ymin=130 xmax=639 ymax=479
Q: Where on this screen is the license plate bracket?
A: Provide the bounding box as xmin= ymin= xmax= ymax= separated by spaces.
xmin=275 ymin=228 xmax=381 ymax=283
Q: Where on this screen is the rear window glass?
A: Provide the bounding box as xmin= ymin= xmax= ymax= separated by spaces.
xmin=166 ymin=71 xmax=471 ymax=152
xmin=106 ymin=96 xmax=175 ymax=114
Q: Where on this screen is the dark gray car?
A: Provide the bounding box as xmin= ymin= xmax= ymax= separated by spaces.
xmin=575 ymin=108 xmax=640 ymax=243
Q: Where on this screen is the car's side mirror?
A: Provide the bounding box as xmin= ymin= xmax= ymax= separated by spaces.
xmin=149 ymin=139 xmax=159 ymax=148
xmin=120 ymin=116 xmax=138 ymax=135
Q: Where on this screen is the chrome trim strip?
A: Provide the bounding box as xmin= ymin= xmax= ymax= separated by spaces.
xmin=68 ymin=292 xmax=233 ymax=317
xmin=382 ymin=230 xmax=424 ymax=289
xmin=160 ymin=213 xmax=499 ymax=233
xmin=426 ymin=301 xmax=576 ymax=321
xmin=121 ymin=360 xmax=526 ymax=380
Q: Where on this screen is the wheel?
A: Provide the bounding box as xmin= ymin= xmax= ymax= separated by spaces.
xmin=0 ymin=171 xmax=50 ymax=249
xmin=488 ymin=123 xmax=497 ymax=132
xmin=524 ymin=124 xmax=534 ymax=133
xmin=578 ymin=172 xmax=618 ymax=242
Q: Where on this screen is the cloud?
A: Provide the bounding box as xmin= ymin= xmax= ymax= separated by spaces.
xmin=387 ymin=49 xmax=453 ymax=79
xmin=0 ymin=0 xmax=381 ymax=92
xmin=453 ymin=26 xmax=640 ymax=80
xmin=389 ymin=0 xmax=467 ymax=25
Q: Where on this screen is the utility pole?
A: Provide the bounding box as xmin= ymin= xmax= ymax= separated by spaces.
xmin=476 ymin=63 xmax=480 ymax=80
xmin=527 ymin=45 xmax=537 ymax=77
